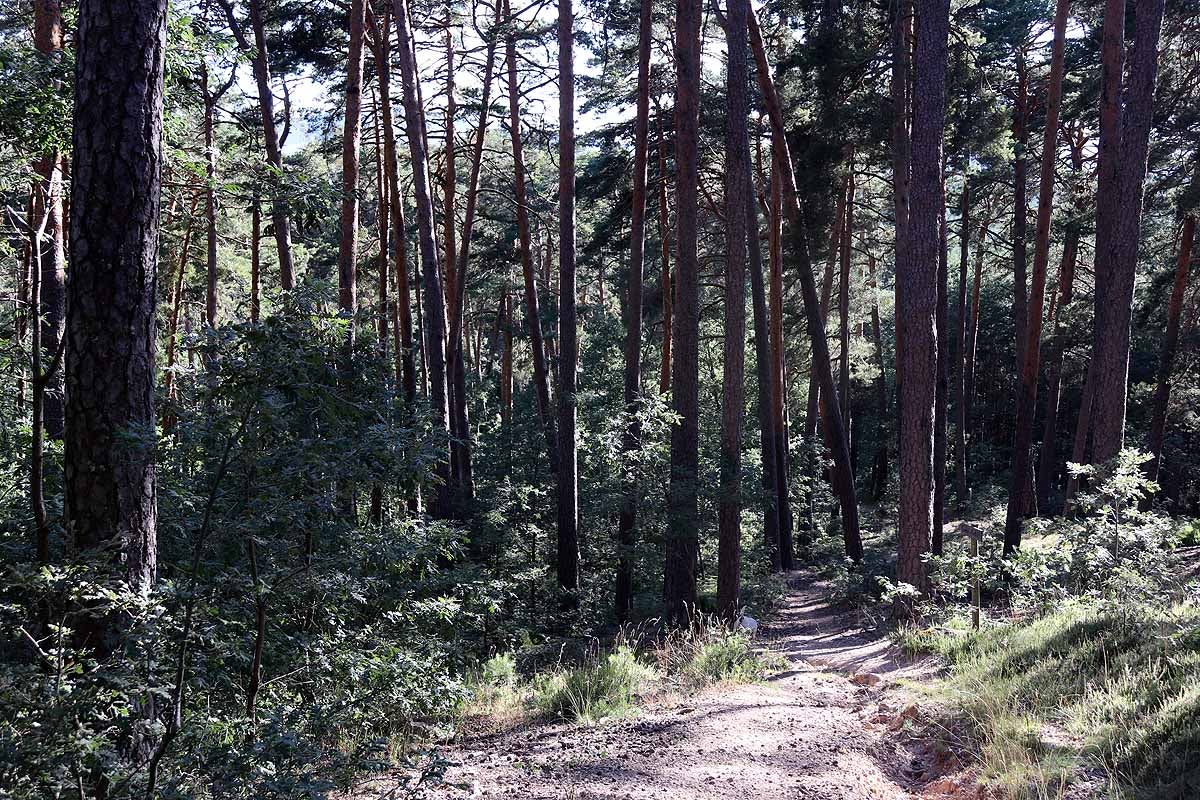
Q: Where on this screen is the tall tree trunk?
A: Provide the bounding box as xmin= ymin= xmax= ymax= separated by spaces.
xmin=503 ymin=0 xmax=559 ymax=474
xmin=202 ymin=67 xmax=220 ymax=330
xmin=664 ymin=0 xmax=703 ymax=623
xmin=890 ymin=0 xmax=911 ymax=471
xmin=393 ymin=0 xmax=453 ymax=516
xmin=616 ymin=0 xmax=653 ymax=622
xmin=556 ymin=0 xmax=580 ymax=607
xmin=1034 ymin=126 xmax=1083 ymax=509
xmin=717 ymin=0 xmax=750 ymax=619
xmin=33 ymin=0 xmax=65 ymax=440
xmin=373 ymin=93 xmax=389 ymax=356
xmin=1147 ymin=213 xmax=1195 ymax=481
xmin=838 ymin=174 xmax=854 ymax=464
xmin=251 ymin=192 xmax=261 ymax=323
xmin=67 ymin=0 xmax=166 ymax=677
xmin=749 ymin=8 xmax=862 ymax=563
xmin=163 ymin=195 xmax=200 ymax=427
xmin=953 ymin=171 xmax=969 ymax=508
xmin=370 ymin=9 xmax=417 ymax=407
xmin=446 ymin=3 xmax=501 ymax=512
xmin=963 ymin=209 xmax=990 ymax=441
xmin=1004 ymin=0 xmax=1069 ymax=554
xmin=867 ymin=251 xmax=890 ymax=501
xmin=1012 ymin=53 xmax=1029 ymax=377
xmin=894 ymin=0 xmax=948 ymax=600
xmin=657 ymin=109 xmax=673 ymax=395
xmin=1090 ymin=0 xmax=1166 ymax=464
xmin=933 ymin=169 xmax=948 ymax=555
xmin=768 ymin=153 xmax=795 ymax=565
xmin=31 ymin=1 xmax=65 ymax=438
xmin=221 ymin=0 xmax=296 ymax=289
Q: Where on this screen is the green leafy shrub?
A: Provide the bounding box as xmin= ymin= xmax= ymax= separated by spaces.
xmin=535 ymin=646 xmax=654 ymax=723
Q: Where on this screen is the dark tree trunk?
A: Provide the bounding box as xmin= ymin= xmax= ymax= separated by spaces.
xmin=1012 ymin=53 xmax=1029 ymax=377
xmin=1004 ymin=0 xmax=1069 ymax=554
xmin=67 ymin=0 xmax=167 ymax=648
xmin=895 ymin=0 xmax=948 ymax=599
xmin=1147 ymin=214 xmax=1195 ymax=482
xmin=251 ymin=192 xmax=261 ymax=323
xmin=393 ymin=0 xmax=453 ymax=516
xmin=717 ymin=0 xmax=751 ymax=619
xmin=750 ymin=8 xmax=862 ymax=563
xmin=616 ymin=0 xmax=653 ymax=622
xmin=890 ymin=0 xmax=911 ymax=471
xmin=503 ymin=0 xmax=559 ymax=474
xmin=556 ymin=0 xmax=580 ymax=607
xmin=664 ymin=0 xmax=703 ymax=623
xmin=1090 ymin=0 xmax=1166 ymax=464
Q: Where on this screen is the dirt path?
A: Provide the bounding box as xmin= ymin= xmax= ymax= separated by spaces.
xmin=356 ymin=575 xmax=956 ymax=800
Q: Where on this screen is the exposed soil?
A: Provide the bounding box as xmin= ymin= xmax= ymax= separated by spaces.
xmin=350 ymin=574 xmax=984 ymax=800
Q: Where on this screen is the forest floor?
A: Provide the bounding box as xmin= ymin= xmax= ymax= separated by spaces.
xmin=351 ymin=572 xmax=995 ymax=800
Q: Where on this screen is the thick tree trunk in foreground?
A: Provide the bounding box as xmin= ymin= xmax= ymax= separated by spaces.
xmin=1147 ymin=214 xmax=1195 ymax=482
xmin=664 ymin=0 xmax=703 ymax=623
xmin=393 ymin=0 xmax=452 ymax=516
xmin=67 ymin=0 xmax=166 ymax=645
xmin=717 ymin=0 xmax=750 ymax=619
xmin=503 ymin=0 xmax=559 ymax=474
xmin=1003 ymin=0 xmax=1069 ymax=554
xmin=556 ymin=0 xmax=580 ymax=606
xmin=895 ymin=0 xmax=948 ymax=598
xmin=616 ymin=0 xmax=653 ymax=622
xmin=1089 ymin=0 xmax=1166 ymax=464
xmin=749 ymin=8 xmax=862 ymax=563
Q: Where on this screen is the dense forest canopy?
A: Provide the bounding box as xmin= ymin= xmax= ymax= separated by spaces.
xmin=1 ymin=0 xmax=1198 ymax=796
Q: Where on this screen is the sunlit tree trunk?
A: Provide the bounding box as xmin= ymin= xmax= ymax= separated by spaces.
xmin=894 ymin=0 xmax=948 ymax=600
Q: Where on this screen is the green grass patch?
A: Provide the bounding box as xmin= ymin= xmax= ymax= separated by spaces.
xmin=534 ymin=646 xmax=656 ymax=724
xmin=909 ymin=602 xmax=1200 ymax=799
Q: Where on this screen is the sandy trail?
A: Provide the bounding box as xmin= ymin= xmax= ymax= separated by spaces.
xmin=357 ymin=574 xmax=944 ymax=800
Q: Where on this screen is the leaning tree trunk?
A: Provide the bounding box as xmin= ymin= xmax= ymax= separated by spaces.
xmin=615 ymin=0 xmax=653 ymax=622
xmin=1147 ymin=213 xmax=1195 ymax=482
xmin=67 ymin=0 xmax=166 ymax=674
xmin=749 ymin=8 xmax=862 ymax=564
xmin=894 ymin=0 xmax=948 ymax=600
xmin=1003 ymin=0 xmax=1069 ymax=555
xmin=717 ymin=0 xmax=751 ymax=620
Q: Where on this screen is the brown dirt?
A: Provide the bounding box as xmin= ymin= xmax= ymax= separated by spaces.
xmin=350 ymin=574 xmax=974 ymax=800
